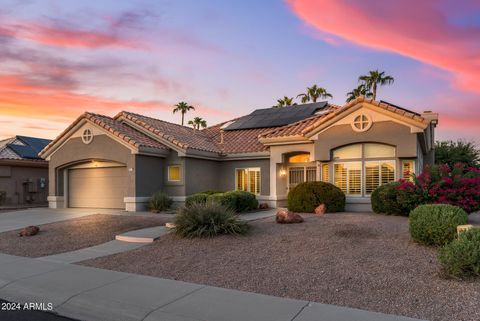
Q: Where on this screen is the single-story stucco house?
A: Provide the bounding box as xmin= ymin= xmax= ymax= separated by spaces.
xmin=0 ymin=135 xmax=51 ymax=206
xmin=39 ymin=96 xmax=438 ymax=211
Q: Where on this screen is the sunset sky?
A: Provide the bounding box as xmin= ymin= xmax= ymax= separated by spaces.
xmin=1 ymin=0 xmax=479 ymax=143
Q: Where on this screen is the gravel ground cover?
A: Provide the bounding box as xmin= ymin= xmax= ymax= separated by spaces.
xmin=80 ymin=213 xmax=480 ymax=321
xmin=0 ymin=214 xmax=169 ymax=257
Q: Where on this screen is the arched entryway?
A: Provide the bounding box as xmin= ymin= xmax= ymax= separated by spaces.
xmin=285 ymin=152 xmax=317 ymax=189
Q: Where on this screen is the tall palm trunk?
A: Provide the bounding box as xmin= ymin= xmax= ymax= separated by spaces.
xmin=181 ymin=113 xmax=185 ymax=126
xmin=372 ymin=82 xmax=377 ymax=100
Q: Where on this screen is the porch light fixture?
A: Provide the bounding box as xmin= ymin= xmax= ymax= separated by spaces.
xmin=280 ymin=168 xmax=286 ymax=177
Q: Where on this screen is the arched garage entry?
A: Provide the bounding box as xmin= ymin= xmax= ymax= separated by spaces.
xmin=66 ymin=160 xmax=127 ymax=209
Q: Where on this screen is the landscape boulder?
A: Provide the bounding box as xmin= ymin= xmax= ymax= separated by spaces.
xmin=259 ymin=203 xmax=269 ymax=210
xmin=18 ymin=226 xmax=40 ymax=237
xmin=315 ymin=204 xmax=326 ymax=216
xmin=276 ymin=209 xmax=304 ymax=224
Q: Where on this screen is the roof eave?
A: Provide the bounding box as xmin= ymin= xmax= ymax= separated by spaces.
xmin=258 ymin=135 xmax=311 ymax=146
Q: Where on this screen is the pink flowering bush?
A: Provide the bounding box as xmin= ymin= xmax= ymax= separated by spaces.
xmin=398 ymin=163 xmax=480 ymax=214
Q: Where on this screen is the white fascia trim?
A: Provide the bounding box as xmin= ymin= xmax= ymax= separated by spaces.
xmin=222 ymin=152 xmax=270 ymax=160
xmin=306 ymin=103 xmax=427 ymax=139
xmin=135 ymin=146 xmax=169 ymax=157
xmin=258 ymin=135 xmax=310 ymax=145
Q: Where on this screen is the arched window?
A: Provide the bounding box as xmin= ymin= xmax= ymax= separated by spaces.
xmin=332 ymin=143 xmax=396 ymax=197
xmin=288 ymin=153 xmax=310 ymax=163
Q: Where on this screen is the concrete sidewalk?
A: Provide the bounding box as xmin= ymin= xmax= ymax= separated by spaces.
xmin=0 ymin=253 xmax=425 ymax=321
xmin=0 ymin=208 xmax=172 ymax=233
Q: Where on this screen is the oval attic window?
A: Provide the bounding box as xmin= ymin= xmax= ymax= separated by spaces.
xmin=82 ymin=128 xmax=94 ymax=144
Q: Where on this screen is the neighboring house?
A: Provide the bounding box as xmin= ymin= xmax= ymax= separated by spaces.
xmin=40 ymin=97 xmax=438 ymax=211
xmin=0 ymin=136 xmax=51 ymax=206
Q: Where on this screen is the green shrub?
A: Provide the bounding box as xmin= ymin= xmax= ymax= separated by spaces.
xmin=149 ymin=191 xmax=173 ymax=212
xmin=409 ymin=204 xmax=468 ymax=246
xmin=223 ymin=191 xmax=259 ymax=212
xmin=207 ymin=193 xmax=227 ymax=206
xmin=174 ymin=201 xmax=250 ymax=238
xmin=196 ymin=191 xmax=259 ymax=213
xmin=201 ymin=190 xmax=223 ymax=195
xmin=439 ymin=228 xmax=480 ymax=278
xmin=185 ymin=193 xmax=209 ymax=207
xmin=371 ymin=182 xmax=416 ymax=215
xmin=287 ymin=181 xmax=345 ymax=213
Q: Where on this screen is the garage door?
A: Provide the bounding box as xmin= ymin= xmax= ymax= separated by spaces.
xmin=68 ymin=167 xmax=127 ymax=209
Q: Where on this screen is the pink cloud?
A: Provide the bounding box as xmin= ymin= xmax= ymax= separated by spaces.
xmin=0 ymin=22 xmax=141 ymax=49
xmin=287 ymin=0 xmax=480 ymax=93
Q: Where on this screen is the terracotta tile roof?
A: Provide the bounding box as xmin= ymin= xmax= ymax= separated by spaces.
xmin=202 ymin=123 xmax=271 ymax=154
xmin=260 ymin=97 xmax=427 ymax=139
xmin=85 ymin=113 xmax=169 ymax=151
xmin=41 ymin=97 xmax=431 ymax=158
xmin=259 ymin=104 xmax=340 ymax=139
xmin=40 ymin=112 xmax=168 ymax=157
xmin=116 ymin=112 xmax=221 ymax=153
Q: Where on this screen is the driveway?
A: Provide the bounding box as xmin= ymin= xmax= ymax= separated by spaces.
xmin=0 ymin=208 xmax=127 ymax=233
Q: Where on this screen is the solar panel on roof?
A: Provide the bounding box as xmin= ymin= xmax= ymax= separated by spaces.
xmin=224 ymin=102 xmax=328 ymax=130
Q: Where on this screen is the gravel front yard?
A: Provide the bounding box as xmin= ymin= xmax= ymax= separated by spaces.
xmin=0 ymin=214 xmax=170 ymax=257
xmin=80 ymin=213 xmax=480 ymax=321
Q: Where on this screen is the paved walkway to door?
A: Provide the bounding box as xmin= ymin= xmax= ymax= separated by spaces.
xmin=0 ymin=253 xmax=425 ymax=321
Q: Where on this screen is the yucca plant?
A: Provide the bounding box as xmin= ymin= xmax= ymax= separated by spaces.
xmin=173 ymin=201 xmax=250 ymax=238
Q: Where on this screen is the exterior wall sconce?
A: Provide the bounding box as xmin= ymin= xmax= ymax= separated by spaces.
xmin=280 ymin=168 xmax=286 ymax=177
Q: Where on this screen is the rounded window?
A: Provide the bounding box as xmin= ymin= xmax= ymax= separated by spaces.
xmin=352 ymin=114 xmax=372 ymax=132
xmin=82 ymin=128 xmax=94 ymax=144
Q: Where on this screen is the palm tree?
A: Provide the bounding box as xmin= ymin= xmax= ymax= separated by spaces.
xmin=188 ymin=117 xmax=207 ymax=130
xmin=346 ymin=84 xmax=373 ymax=103
xmin=297 ymin=84 xmax=333 ymax=103
xmin=173 ymin=101 xmax=195 ymax=126
xmin=358 ymin=70 xmax=394 ymax=100
xmin=275 ymin=96 xmax=295 ymax=107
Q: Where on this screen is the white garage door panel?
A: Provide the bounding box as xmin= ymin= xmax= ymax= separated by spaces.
xmin=68 ymin=167 xmax=127 ymax=209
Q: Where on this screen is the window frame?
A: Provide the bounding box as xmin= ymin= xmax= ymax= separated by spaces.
xmin=167 ymin=165 xmax=182 ymax=182
xmin=235 ymin=167 xmax=261 ymax=195
xmin=401 ymin=159 xmax=416 ymax=181
xmin=331 ymin=143 xmax=397 ymax=197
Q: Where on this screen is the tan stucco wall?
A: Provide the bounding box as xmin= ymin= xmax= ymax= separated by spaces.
xmin=314 ymin=121 xmax=417 ymax=161
xmin=48 ymin=134 xmax=136 ymax=197
xmin=0 ymin=163 xmax=48 ymax=205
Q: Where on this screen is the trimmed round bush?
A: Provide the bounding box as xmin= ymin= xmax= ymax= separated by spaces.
xmin=149 ymin=191 xmax=173 ymax=212
xmin=224 ymin=191 xmax=259 ymax=212
xmin=371 ymin=182 xmax=415 ymax=216
xmin=185 ymin=193 xmax=208 ymax=207
xmin=409 ymin=204 xmax=468 ymax=246
xmin=287 ymin=181 xmax=345 ymax=213
xmin=174 ymin=201 xmax=250 ymax=238
xmin=207 ymin=193 xmax=227 ymax=206
xmin=199 ymin=191 xmax=259 ymax=213
xmin=439 ymin=228 xmax=480 ymax=278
